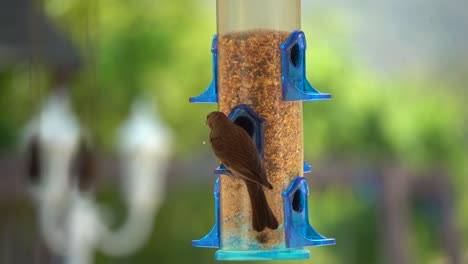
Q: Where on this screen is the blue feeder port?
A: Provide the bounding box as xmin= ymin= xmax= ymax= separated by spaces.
xmin=193 ymin=176 xmax=335 ymax=260
xmin=283 ymin=177 xmax=336 ymax=248
xmin=189 ymin=35 xmax=218 ymax=103
xmin=192 ymin=178 xmax=221 ymax=248
xmin=281 ymin=31 xmax=332 ymax=102
xmin=189 ymin=31 xmax=333 ymax=104
xmin=212 ymin=104 xmax=312 ymax=175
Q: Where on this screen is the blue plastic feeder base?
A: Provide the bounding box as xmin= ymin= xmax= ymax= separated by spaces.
xmin=215 ymin=249 xmax=310 ymax=261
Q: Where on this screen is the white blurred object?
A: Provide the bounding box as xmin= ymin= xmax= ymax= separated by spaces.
xmin=99 ymin=99 xmax=172 ymax=256
xmin=66 ymin=191 xmax=105 ymax=264
xmin=23 ymin=86 xmax=80 ymax=255
xmin=24 ymin=94 xmax=172 ymax=263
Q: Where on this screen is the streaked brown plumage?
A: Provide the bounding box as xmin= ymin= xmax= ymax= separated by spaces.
xmin=207 ymin=111 xmax=278 ymax=232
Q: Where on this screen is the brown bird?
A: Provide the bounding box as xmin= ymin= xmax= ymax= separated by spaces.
xmin=207 ymin=111 xmax=278 ymax=232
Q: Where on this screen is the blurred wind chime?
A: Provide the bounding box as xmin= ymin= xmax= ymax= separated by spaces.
xmin=190 ymin=0 xmax=335 ymax=260
xmin=19 ymin=0 xmax=173 ymax=263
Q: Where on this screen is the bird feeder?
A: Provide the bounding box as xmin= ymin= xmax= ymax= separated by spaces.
xmin=190 ymin=0 xmax=335 ymax=260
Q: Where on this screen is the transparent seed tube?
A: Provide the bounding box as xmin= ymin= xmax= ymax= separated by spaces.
xmin=216 ymin=0 xmax=303 ymax=250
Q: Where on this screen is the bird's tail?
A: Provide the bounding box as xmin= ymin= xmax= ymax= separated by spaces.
xmin=246 ymin=182 xmax=279 ymax=232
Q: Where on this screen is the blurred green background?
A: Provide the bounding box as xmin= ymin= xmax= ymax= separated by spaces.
xmin=0 ymin=0 xmax=467 ymax=263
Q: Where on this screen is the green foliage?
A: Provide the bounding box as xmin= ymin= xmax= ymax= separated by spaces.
xmin=0 ymin=66 xmax=48 ymax=149
xmin=2 ymin=0 xmax=466 ymax=162
xmin=67 ymin=0 xmax=217 ymax=151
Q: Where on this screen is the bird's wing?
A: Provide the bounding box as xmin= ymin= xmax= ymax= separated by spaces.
xmin=210 ymin=127 xmax=271 ymax=188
